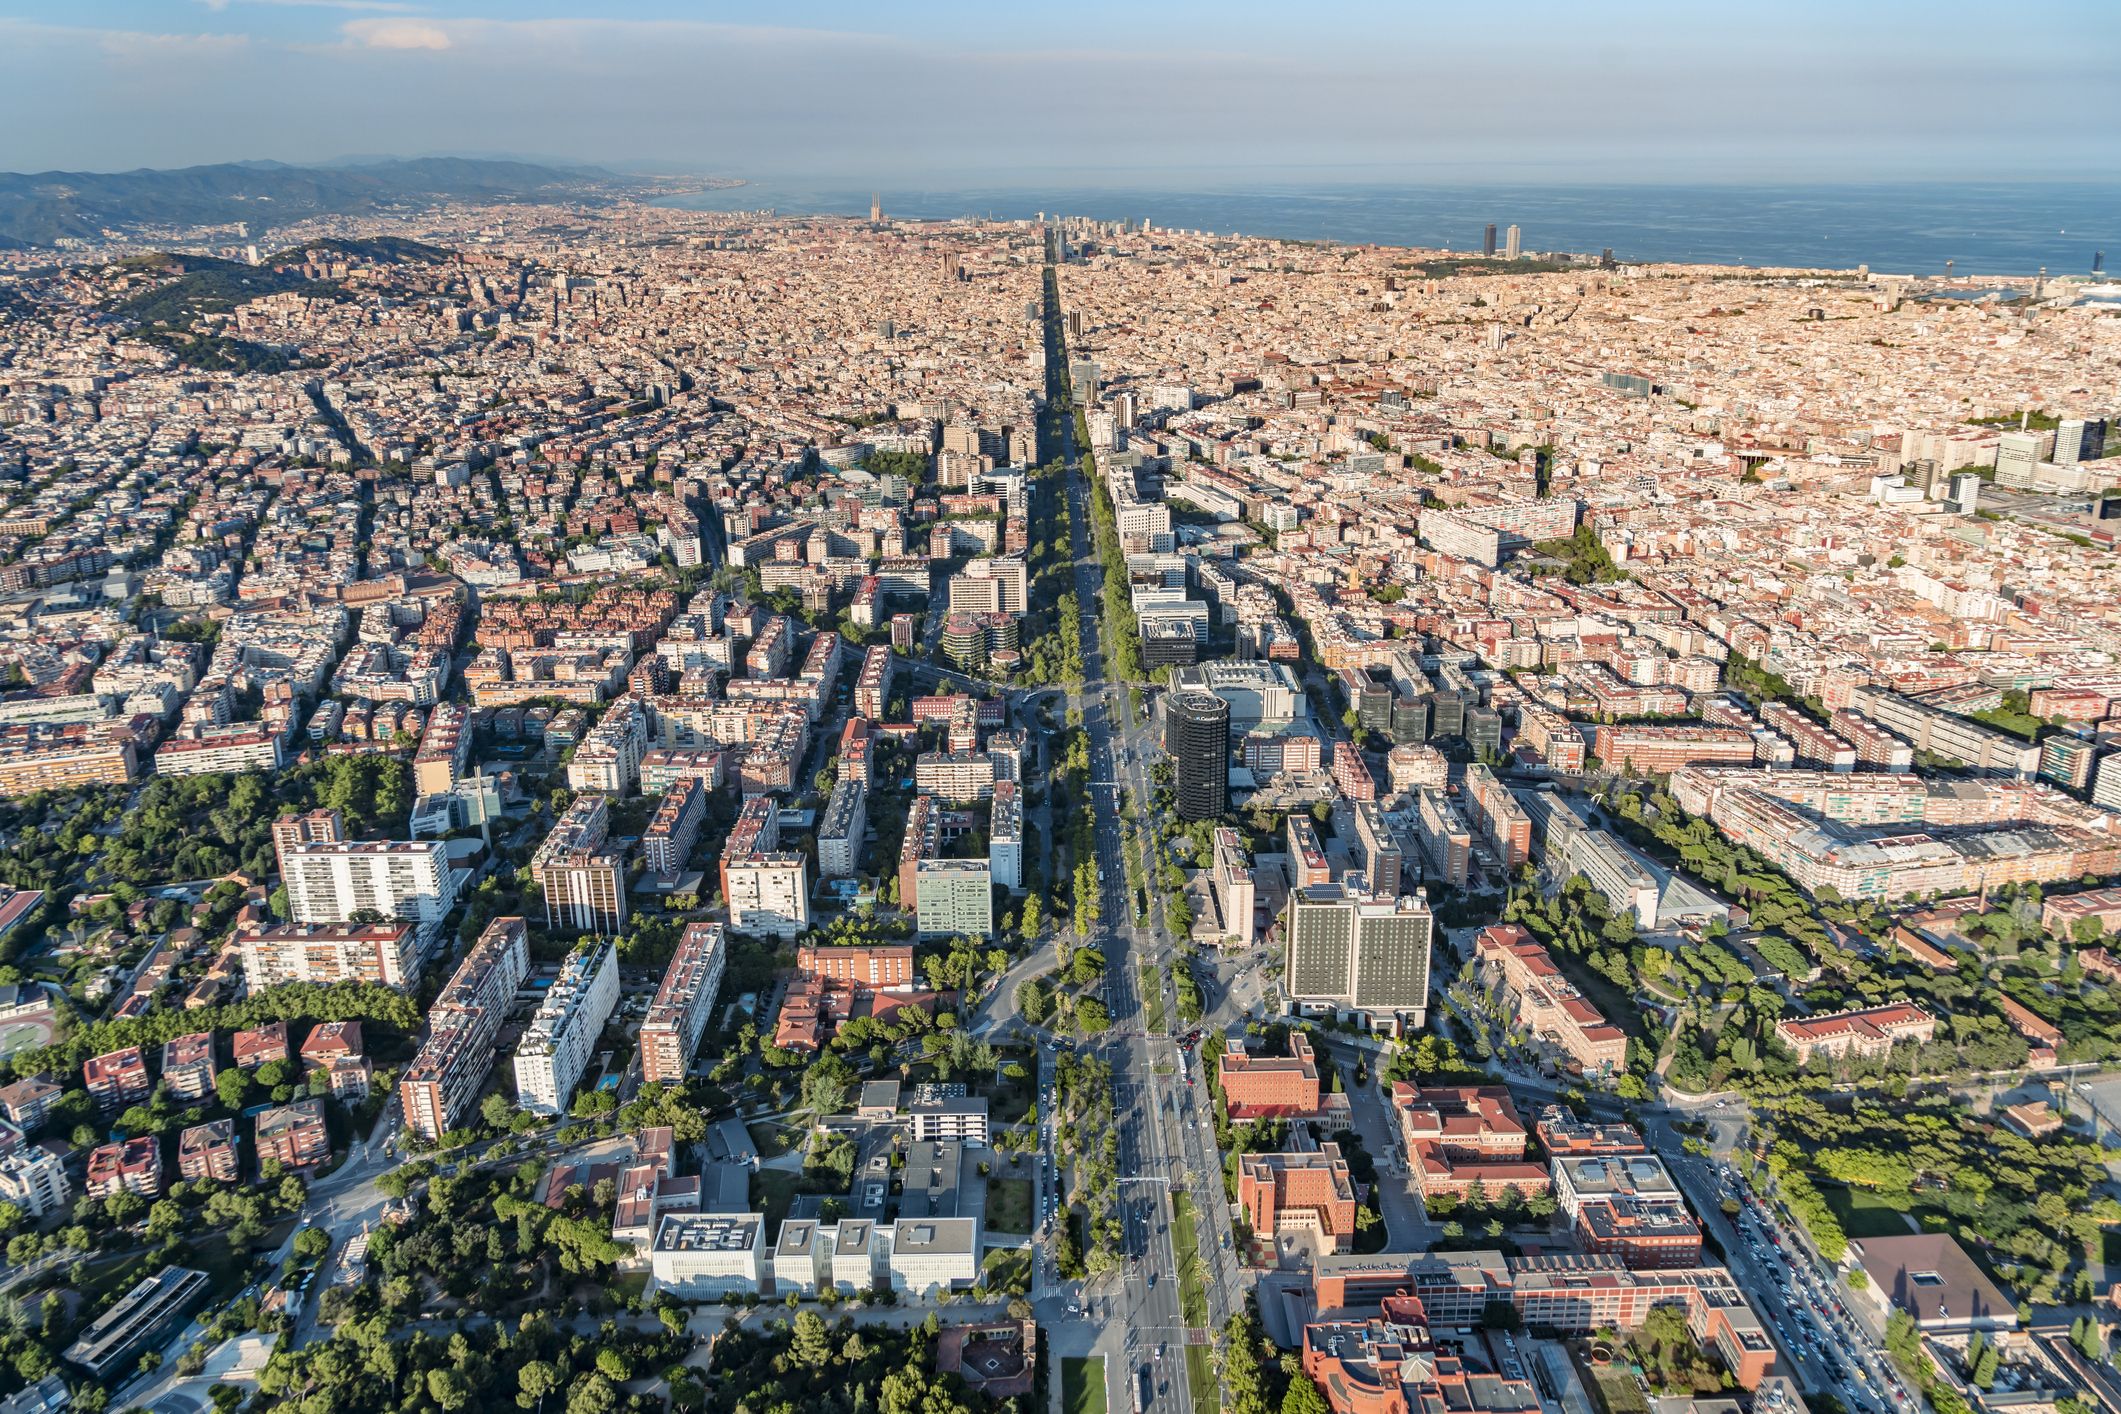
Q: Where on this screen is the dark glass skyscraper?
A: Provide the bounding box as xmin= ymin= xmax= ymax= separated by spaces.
xmin=1164 ymin=690 xmax=1229 ymax=821
xmin=1483 ymin=223 xmax=1497 ymax=257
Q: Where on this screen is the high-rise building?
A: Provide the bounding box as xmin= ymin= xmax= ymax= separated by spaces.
xmin=1483 ymin=223 xmax=1498 ymax=257
xmin=1165 ymin=689 xmax=1230 ymax=820
xmin=514 ymin=938 xmax=620 ymax=1115
xmin=914 ymin=858 xmax=994 ymax=938
xmin=544 ymin=848 xmax=628 ymax=935
xmin=400 ymin=917 xmax=530 ymax=1141
xmin=726 ymin=851 xmax=810 ymax=939
xmin=1504 ymin=224 xmax=1522 ymax=260
xmin=272 ymin=809 xmax=345 ymax=878
xmin=1283 ymin=884 xmax=1433 ymax=1034
xmin=870 ymin=192 xmax=882 ymax=223
xmin=640 ymin=922 xmax=727 ymax=1086
xmin=283 ymin=840 xmax=457 ymax=951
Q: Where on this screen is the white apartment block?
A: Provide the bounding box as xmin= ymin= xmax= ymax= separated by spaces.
xmin=725 ymin=852 xmax=810 ymax=939
xmin=817 ymin=779 xmax=868 ymax=879
xmin=514 ymin=938 xmax=620 ymax=1115
xmin=568 ymin=699 xmax=649 ymax=795
xmin=0 ymin=1147 xmax=70 ymax=1219
xmin=283 ymin=840 xmax=457 ymax=951
xmin=238 ymin=921 xmax=421 ymax=993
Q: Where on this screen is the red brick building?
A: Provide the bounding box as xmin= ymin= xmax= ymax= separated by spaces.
xmin=1218 ymin=1033 xmax=1323 ymax=1120
xmin=1239 ymin=1144 xmax=1360 ymax=1254
xmin=1392 ymin=1084 xmax=1551 ymax=1201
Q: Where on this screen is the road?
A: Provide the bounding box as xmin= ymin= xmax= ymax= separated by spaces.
xmin=1038 ymin=263 xmax=1251 ymax=1414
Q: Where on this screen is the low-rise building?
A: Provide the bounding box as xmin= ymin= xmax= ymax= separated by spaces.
xmin=649 ymin=1213 xmax=765 ymax=1298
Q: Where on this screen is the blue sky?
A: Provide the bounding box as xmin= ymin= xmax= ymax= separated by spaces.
xmin=4 ymin=1 xmax=2118 ymax=183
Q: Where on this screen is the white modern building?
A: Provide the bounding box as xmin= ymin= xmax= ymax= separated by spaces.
xmin=989 ymin=781 xmax=1023 ymax=892
xmin=887 ymin=1217 xmax=979 ymax=1295
xmin=514 ymin=939 xmax=620 ymax=1116
xmin=649 ymin=1213 xmax=765 ymax=1298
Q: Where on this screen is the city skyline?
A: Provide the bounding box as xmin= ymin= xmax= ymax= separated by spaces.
xmin=3 ymin=0 xmax=2118 ymax=182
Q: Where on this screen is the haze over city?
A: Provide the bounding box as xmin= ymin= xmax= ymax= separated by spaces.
xmin=4 ymin=0 xmax=2119 ymax=181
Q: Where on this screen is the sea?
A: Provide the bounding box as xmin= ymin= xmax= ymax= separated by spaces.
xmin=653 ymin=180 xmax=2120 ymax=280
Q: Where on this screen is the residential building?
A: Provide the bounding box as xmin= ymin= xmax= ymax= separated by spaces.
xmin=817 ymin=779 xmax=868 ymax=879
xmin=640 ymin=922 xmax=727 ymax=1086
xmin=515 ymin=939 xmax=620 ymax=1116
xmin=177 ymin=1120 xmax=240 ymax=1184
xmin=86 ymin=1135 xmax=164 ymax=1199
xmin=156 ymin=1032 xmax=216 ymax=1102
xmin=254 ymin=1099 xmax=331 ymax=1171
xmin=725 ymin=851 xmax=810 ymax=939
xmin=83 ymin=1045 xmax=151 ymax=1113
xmin=237 ymin=920 xmax=421 ymax=991
xmin=0 ymin=1147 xmax=68 ymax=1218
xmin=283 ymin=839 xmax=457 ymax=950
xmin=641 ymin=776 xmax=706 ymax=878
xmin=400 ymin=917 xmax=530 ymax=1141
xmin=544 ymin=847 xmax=628 ymax=935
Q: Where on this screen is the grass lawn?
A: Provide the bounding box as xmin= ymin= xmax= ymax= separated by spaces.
xmin=981 ymin=1247 xmax=1031 ymax=1295
xmin=749 ymin=1120 xmax=800 ymax=1158
xmin=612 ymin=1271 xmax=650 ymax=1301
xmin=1821 ymin=1184 xmax=1917 ymax=1239
xmin=753 ymin=1169 xmax=801 ymax=1232
xmin=988 ymin=1177 xmax=1035 ymax=1235
xmin=1185 ymin=1345 xmax=1220 ymax=1414
xmin=1586 ymin=1365 xmax=1649 ymax=1414
xmin=1062 ymin=1357 xmax=1107 ymax=1414
xmin=1140 ymin=965 xmax=1167 ymax=1033
xmin=1172 ymin=1193 xmax=1208 ymax=1328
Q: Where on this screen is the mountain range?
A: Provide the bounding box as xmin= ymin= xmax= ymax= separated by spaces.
xmin=0 ymin=157 xmax=637 ymax=248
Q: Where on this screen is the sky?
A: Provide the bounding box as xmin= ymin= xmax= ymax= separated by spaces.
xmin=4 ymin=0 xmax=2119 ymax=185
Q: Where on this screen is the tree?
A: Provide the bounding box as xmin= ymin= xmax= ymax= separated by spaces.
xmin=1283 ymin=1377 xmax=1332 ymax=1414
xmin=293 ymin=1226 xmax=331 ymax=1261
xmin=427 ymin=1367 xmax=474 ymax=1411
xmin=517 ymin=1359 xmax=562 ymax=1408
xmin=564 ymin=1373 xmax=620 ymax=1414
xmin=792 ymin=1309 xmax=834 ymax=1371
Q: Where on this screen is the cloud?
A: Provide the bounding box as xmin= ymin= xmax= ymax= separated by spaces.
xmin=344 ymin=17 xmax=450 ymax=49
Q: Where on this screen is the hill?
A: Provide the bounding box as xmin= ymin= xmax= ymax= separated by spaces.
xmin=0 ymin=156 xmax=626 ymax=248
